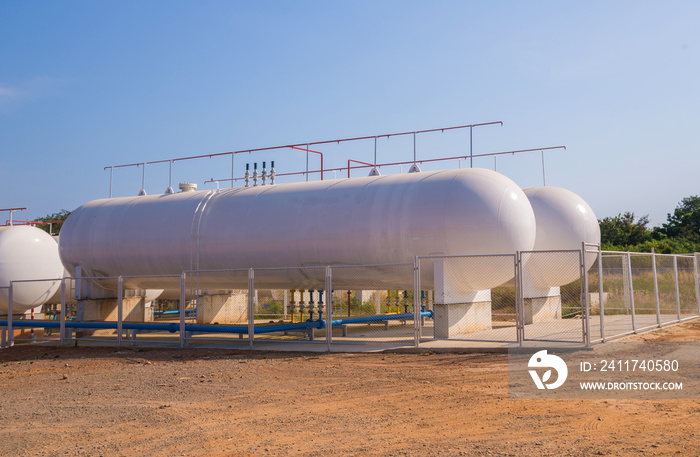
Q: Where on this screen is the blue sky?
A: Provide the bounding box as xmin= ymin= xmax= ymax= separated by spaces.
xmin=1 ymin=1 xmax=698 ymax=226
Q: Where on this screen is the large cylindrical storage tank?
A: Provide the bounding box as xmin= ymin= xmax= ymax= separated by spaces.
xmin=59 ymin=169 xmax=536 ymax=291
xmin=523 ymin=186 xmax=601 ymax=288
xmin=0 ymin=226 xmax=65 ymax=313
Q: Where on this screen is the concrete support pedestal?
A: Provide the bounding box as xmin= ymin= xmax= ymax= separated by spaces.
xmin=76 ymin=297 xmax=150 ymax=336
xmin=196 ymin=290 xmax=247 ymax=324
xmin=433 ymin=298 xmax=492 ymax=338
xmin=433 ymin=259 xmax=493 ymax=338
xmin=523 ymin=286 xmax=562 ymax=324
xmin=78 ymin=297 xmax=149 ymax=322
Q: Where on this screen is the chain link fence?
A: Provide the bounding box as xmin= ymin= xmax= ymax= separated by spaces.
xmin=417 ymin=255 xmax=518 ymax=343
xmin=329 ymin=263 xmax=415 ymax=345
xmin=589 ymin=251 xmax=700 ymax=342
xmin=677 ymin=254 xmax=699 ymax=318
xmin=182 ymin=269 xmax=250 ymax=348
xmin=2 ymin=249 xmax=699 ymax=349
xmin=588 ymin=253 xmax=635 ymax=341
xmin=251 ymin=267 xmax=327 ymax=345
xmin=45 ymin=275 xmax=183 ymax=347
xmin=2 ymin=278 xmax=65 ymax=346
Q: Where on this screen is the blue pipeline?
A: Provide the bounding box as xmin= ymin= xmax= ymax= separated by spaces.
xmin=332 ymin=311 xmax=433 ymax=326
xmin=0 ymin=320 xmax=181 ymax=333
xmin=0 ymin=320 xmax=322 ymax=335
xmin=185 ymin=320 xmax=325 ymax=334
xmin=0 ymin=311 xmax=433 ymax=335
xmin=0 ymin=320 xmax=319 ymax=335
xmin=154 ymin=309 xmax=196 ymax=316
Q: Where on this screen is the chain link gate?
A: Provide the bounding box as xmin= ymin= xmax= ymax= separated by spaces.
xmin=519 ymin=250 xmax=588 ymax=344
xmin=416 ymin=255 xmax=519 ymax=344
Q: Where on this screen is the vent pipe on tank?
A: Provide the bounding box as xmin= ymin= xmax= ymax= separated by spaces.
xmin=138 ymin=163 xmax=147 ymax=196
xmin=165 ymin=160 xmax=174 ymax=194
xmin=244 ymin=164 xmax=250 ymax=188
xmin=253 ymin=163 xmax=259 ymax=187
xmin=261 ymin=162 xmax=267 ymax=186
xmin=270 ymin=161 xmax=276 ymax=185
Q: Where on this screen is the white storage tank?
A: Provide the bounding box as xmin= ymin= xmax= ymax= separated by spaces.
xmin=59 ymin=168 xmax=537 ymax=291
xmin=523 ymin=186 xmax=601 ymax=289
xmin=0 ymin=225 xmax=65 ymax=313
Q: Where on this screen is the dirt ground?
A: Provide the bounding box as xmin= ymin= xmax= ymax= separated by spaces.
xmin=0 ymin=320 xmax=698 ymax=456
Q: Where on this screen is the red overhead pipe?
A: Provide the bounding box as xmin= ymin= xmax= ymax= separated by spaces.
xmin=347 ymin=160 xmax=374 ymax=178
xmin=204 ymin=145 xmax=566 ymax=185
xmin=1 ymin=208 xmax=27 ymax=226
xmin=104 ymin=122 xmax=503 ymax=171
xmin=288 ymin=145 xmax=324 ymax=180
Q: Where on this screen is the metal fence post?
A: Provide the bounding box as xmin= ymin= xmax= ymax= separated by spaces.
xmin=626 ymin=252 xmax=637 ymax=333
xmin=673 ymin=255 xmax=681 ymax=322
xmin=695 ymin=253 xmax=700 ymax=316
xmin=7 ymin=283 xmax=13 ymax=347
xmin=179 ymin=272 xmax=186 ymax=348
xmin=325 ymin=266 xmax=332 ymax=352
xmin=597 ymin=246 xmax=605 ymax=341
xmin=413 ymin=256 xmax=420 ymax=348
xmin=515 ymin=252 xmax=523 ymax=346
xmin=248 ymin=268 xmax=254 ymax=350
xmin=581 ymin=243 xmax=590 ymax=346
xmin=651 ymin=250 xmax=661 ymax=327
xmin=116 ymin=276 xmax=123 ymax=346
xmin=59 ymin=279 xmax=66 ymax=346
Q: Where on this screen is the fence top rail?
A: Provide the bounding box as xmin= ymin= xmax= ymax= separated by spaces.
xmin=252 ymin=266 xmax=327 ymax=271
xmin=185 ymin=263 xmax=414 ymax=275
xmin=416 ymin=253 xmax=516 ymax=260
xmin=67 ymin=274 xmax=182 ymax=281
xmin=602 ymin=250 xmax=695 ymax=259
xmin=119 ymin=274 xmax=182 ymax=279
xmin=184 ymin=268 xmax=249 ymax=275
xmin=328 ymin=262 xmax=413 ymax=268
xmin=10 ymin=277 xmax=64 ymax=284
xmin=520 ymin=249 xmax=582 ymax=254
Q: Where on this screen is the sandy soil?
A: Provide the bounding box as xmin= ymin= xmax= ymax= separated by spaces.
xmin=0 ymin=320 xmax=698 ymax=456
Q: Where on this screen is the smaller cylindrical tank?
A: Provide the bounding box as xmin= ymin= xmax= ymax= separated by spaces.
xmin=523 ymin=186 xmax=601 ymax=288
xmin=0 ymin=226 xmax=65 ymax=313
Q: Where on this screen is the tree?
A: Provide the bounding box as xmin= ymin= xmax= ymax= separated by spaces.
xmin=598 ymin=212 xmax=651 ymax=248
xmin=34 ymin=209 xmax=72 ymax=235
xmin=657 ymin=195 xmax=700 ymax=243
